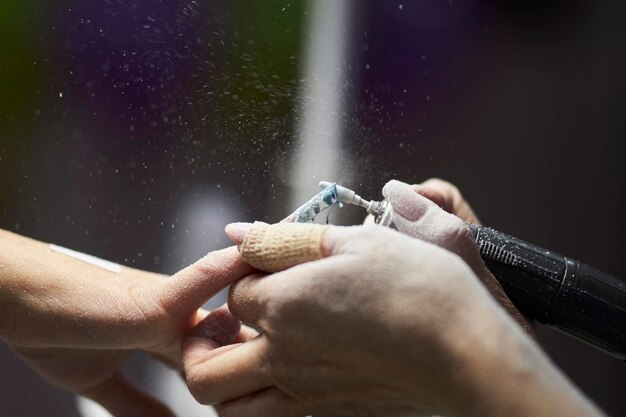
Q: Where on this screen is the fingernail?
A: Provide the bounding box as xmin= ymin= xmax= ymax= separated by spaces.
xmin=225 ymin=222 xmax=253 ymax=244
xmin=383 ymin=180 xmax=429 ymax=222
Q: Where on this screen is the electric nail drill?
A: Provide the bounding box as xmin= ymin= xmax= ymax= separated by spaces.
xmin=319 ymin=181 xmax=626 ymax=361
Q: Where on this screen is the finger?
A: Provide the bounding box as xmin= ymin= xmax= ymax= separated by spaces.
xmin=81 ymin=372 xmax=175 ymax=417
xmin=239 ymin=222 xmax=330 ymax=272
xmin=159 ymin=246 xmax=256 ymax=317
xmin=384 ymin=182 xmax=534 ymax=333
xmin=382 ymin=180 xmax=472 ymax=245
xmin=228 ymin=274 xmax=274 ymax=325
xmin=382 ymin=179 xmax=438 ymax=222
xmin=415 ymin=181 xmax=535 ymax=331
xmin=383 ymin=181 xmax=491 ymax=272
xmin=189 ymin=305 xmax=241 ymax=347
xmin=411 ymin=183 xmax=449 ymax=211
xmin=183 ymin=335 xmax=272 ymax=405
xmin=229 ymin=227 xmax=396 ymax=326
xmin=419 ymin=178 xmax=481 ymax=224
xmin=218 ymin=387 xmax=306 ymax=417
xmin=236 ymin=221 xmax=402 ymax=273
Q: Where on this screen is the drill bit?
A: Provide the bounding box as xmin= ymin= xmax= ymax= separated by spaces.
xmin=318 ymin=181 xmax=387 ymax=218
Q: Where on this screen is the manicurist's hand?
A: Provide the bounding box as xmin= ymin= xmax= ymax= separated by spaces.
xmin=383 ymin=179 xmax=532 ymax=332
xmin=183 ymin=223 xmax=604 ymax=417
xmin=0 ymin=229 xmax=254 ymax=417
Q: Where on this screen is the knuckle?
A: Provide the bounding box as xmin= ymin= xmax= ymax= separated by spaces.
xmin=351 ymin=225 xmax=392 ymax=249
xmin=326 ymin=225 xmax=393 ymax=257
xmin=228 ymin=274 xmax=273 ymax=324
xmin=358 ymin=225 xmax=384 ymax=240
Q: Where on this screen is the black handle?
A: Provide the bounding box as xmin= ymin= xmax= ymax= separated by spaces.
xmin=468 ymin=224 xmax=626 ymax=360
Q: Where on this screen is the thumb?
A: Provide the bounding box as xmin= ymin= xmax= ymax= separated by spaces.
xmin=237 ymin=222 xmax=331 ymax=272
xmin=158 ymin=246 xmax=255 ymax=317
xmin=230 ymin=221 xmax=393 ymax=273
xmin=382 ymin=179 xmax=439 ymax=222
xmin=382 ymin=179 xmax=461 ymax=244
xmin=81 ymin=373 xmax=176 ymax=417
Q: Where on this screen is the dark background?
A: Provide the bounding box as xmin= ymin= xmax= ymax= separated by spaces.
xmin=1 ymin=0 xmax=624 ymax=415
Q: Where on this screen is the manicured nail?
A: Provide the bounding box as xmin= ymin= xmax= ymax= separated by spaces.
xmin=383 ymin=180 xmax=429 ymax=222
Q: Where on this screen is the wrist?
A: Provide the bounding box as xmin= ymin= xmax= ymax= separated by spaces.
xmin=442 ymin=303 xmax=536 ymax=416
xmin=381 ymin=263 xmax=501 ymax=414
xmin=438 ymin=299 xmax=603 ymax=417
xmin=385 ymin=272 xmax=546 ymax=416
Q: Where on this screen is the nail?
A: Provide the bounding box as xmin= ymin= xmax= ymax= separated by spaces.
xmin=383 ymin=180 xmax=429 ymax=222
xmin=225 ymin=222 xmax=253 ymax=244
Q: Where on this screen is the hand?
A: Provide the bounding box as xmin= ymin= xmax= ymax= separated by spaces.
xmin=383 ymin=179 xmax=532 ymax=333
xmin=185 ymin=224 xmax=479 ymax=416
xmin=0 ymin=229 xmax=253 ymax=417
xmin=183 ymin=223 xmax=602 ymax=417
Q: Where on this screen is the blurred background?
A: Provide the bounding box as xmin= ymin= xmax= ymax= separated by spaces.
xmin=1 ymin=0 xmax=624 ymax=415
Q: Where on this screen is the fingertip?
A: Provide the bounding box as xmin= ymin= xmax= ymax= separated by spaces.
xmin=382 ymin=179 xmax=415 ymax=199
xmin=382 ymin=178 xmax=403 ymax=190
xmin=383 ymin=179 xmax=432 ymax=221
xmin=225 ymin=222 xmax=254 ymax=245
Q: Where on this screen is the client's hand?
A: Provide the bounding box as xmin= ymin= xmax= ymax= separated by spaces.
xmin=183 ymin=223 xmax=602 ymax=417
xmin=0 ymin=229 xmax=253 ymax=417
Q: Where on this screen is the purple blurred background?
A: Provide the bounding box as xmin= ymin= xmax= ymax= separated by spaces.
xmin=1 ymin=1 xmax=624 ymax=415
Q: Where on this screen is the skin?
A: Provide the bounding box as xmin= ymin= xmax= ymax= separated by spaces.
xmin=182 ymin=179 xmax=605 ymax=417
xmin=0 ymin=229 xmax=254 ymax=417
